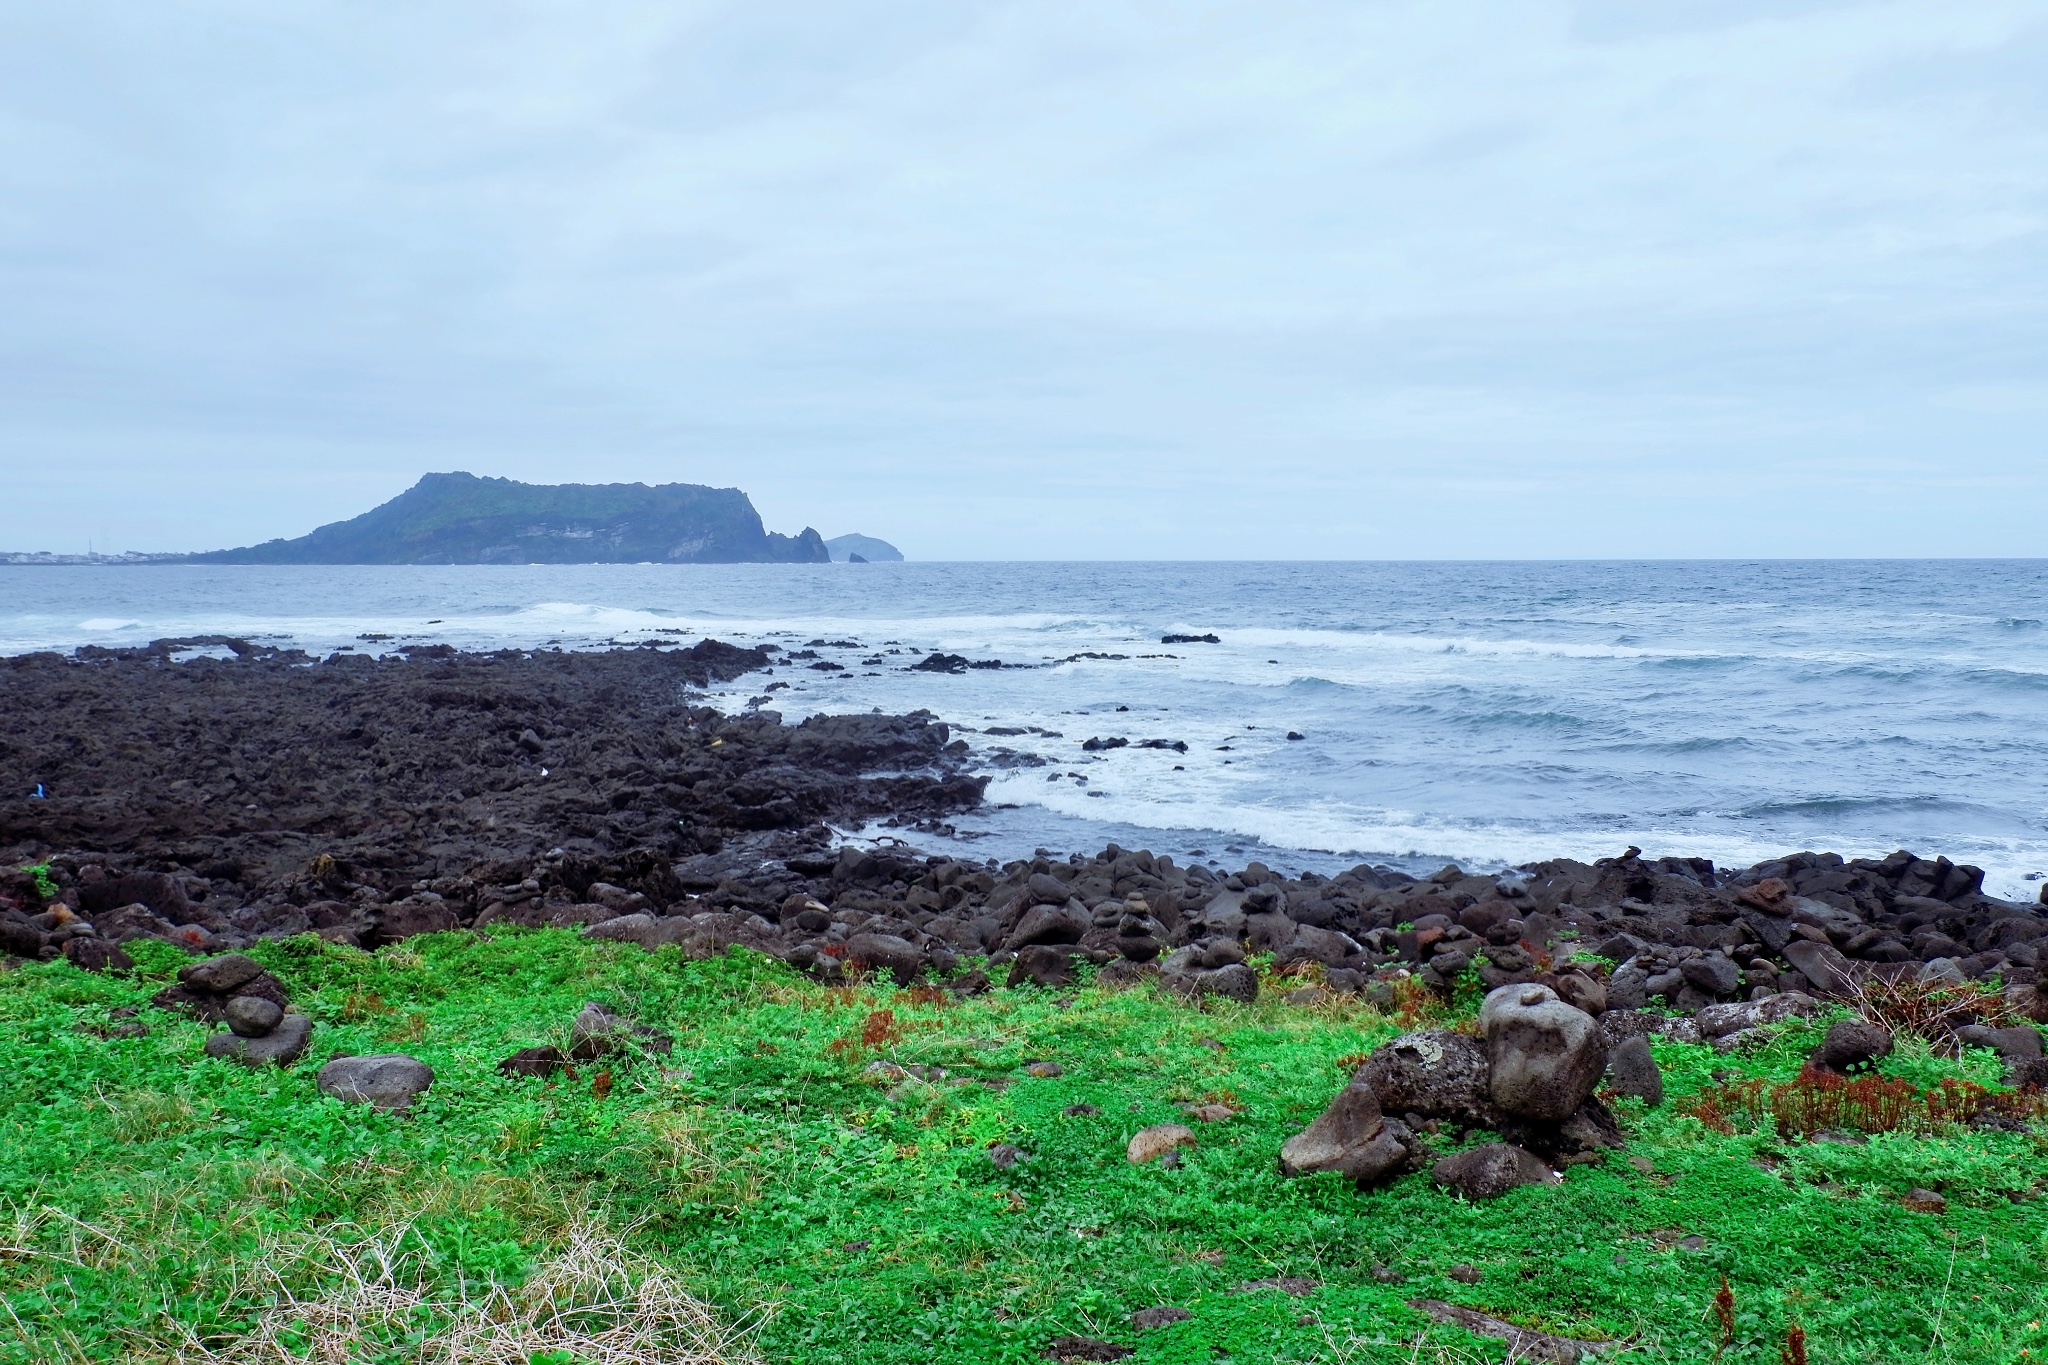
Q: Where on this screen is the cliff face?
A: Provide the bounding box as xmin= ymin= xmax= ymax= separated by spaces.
xmin=188 ymin=473 xmax=831 ymax=565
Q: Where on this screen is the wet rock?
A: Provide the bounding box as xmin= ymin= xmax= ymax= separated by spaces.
xmin=1480 ymin=984 xmax=1607 ymax=1124
xmin=1604 ymin=1035 xmax=1663 ymax=1107
xmin=1901 ymin=1188 xmax=1947 ymax=1213
xmin=204 ymin=1012 xmax=312 ymax=1067
xmin=1810 ymin=1019 xmax=1893 ymax=1074
xmin=225 ymin=995 xmax=284 ymax=1037
xmin=317 ymin=1053 xmax=435 ymax=1111
xmin=1278 ymin=1079 xmax=1415 ymax=1186
xmin=1354 ymin=1029 xmax=1496 ymax=1128
xmin=1127 ymin=1123 xmax=1197 ymax=1165
xmin=1431 ymin=1143 xmax=1561 ymax=1199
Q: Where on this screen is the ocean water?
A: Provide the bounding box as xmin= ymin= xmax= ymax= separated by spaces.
xmin=4 ymin=560 xmax=2046 ymax=897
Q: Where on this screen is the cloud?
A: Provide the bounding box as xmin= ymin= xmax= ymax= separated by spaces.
xmin=0 ymin=0 xmax=2043 ymax=556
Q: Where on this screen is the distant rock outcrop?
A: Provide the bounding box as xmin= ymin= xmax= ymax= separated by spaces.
xmin=824 ymin=533 xmax=904 ymax=563
xmin=186 ymin=472 xmax=830 ymax=565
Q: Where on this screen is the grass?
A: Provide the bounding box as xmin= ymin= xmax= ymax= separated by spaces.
xmin=1 ymin=931 xmax=2045 ymax=1364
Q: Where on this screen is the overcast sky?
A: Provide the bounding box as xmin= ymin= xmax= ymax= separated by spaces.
xmin=3 ymin=0 xmax=2044 ymax=558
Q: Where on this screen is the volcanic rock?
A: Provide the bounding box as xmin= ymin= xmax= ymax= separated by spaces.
xmin=1604 ymin=1035 xmax=1664 ymax=1107
xmin=1809 ymin=1019 xmax=1893 ymax=1074
xmin=204 ymin=1012 xmax=312 ymax=1067
xmin=1431 ymin=1143 xmax=1560 ymax=1199
xmin=316 ymin=1053 xmax=435 ymax=1111
xmin=1278 ymin=1079 xmax=1416 ymax=1186
xmin=1480 ymin=984 xmax=1607 ymax=1124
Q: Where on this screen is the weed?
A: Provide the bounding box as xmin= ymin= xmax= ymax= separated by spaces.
xmin=1713 ymin=1274 xmax=1735 ymax=1357
xmin=19 ymin=863 xmax=58 ymax=901
xmin=1678 ymin=1067 xmax=2048 ymax=1138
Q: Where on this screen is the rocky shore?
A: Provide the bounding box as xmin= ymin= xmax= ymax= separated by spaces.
xmin=6 ymin=643 xmax=2048 ymax=1043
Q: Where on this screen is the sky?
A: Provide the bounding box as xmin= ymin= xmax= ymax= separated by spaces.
xmin=2 ymin=0 xmax=2044 ymax=559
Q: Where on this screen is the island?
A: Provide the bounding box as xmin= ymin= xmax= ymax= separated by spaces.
xmin=182 ymin=472 xmax=833 ymax=565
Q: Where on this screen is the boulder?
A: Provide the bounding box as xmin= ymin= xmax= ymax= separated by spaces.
xmin=1025 ymin=872 xmax=1072 ymax=905
xmin=1480 ymin=984 xmax=1607 ymax=1124
xmin=845 ymin=932 xmax=925 ymax=985
xmin=1354 ymin=1030 xmax=1495 ymax=1127
xmin=203 ymin=1013 xmax=312 ymax=1067
xmin=1008 ymin=945 xmax=1078 ymax=989
xmin=317 ymin=1053 xmax=435 ymax=1111
xmin=582 ymin=913 xmax=663 ymax=947
xmin=566 ymin=1001 xmax=669 ymax=1060
xmin=498 ymin=1045 xmax=571 ymax=1079
xmin=1431 ymin=1143 xmax=1560 ymax=1199
xmin=180 ymin=953 xmax=265 ymax=994
xmin=1127 ymin=1123 xmax=1197 ymax=1165
xmin=1278 ymin=1079 xmax=1416 ymax=1186
xmin=1007 ymin=900 xmax=1088 ymax=950
xmin=225 ymin=995 xmax=284 ymax=1037
xmin=1095 ymin=959 xmax=1157 ymax=990
xmin=1553 ymin=971 xmax=1607 ymax=1016
xmin=372 ymin=897 xmax=460 ymax=944
xmin=1604 ymin=1035 xmax=1663 ymax=1107
xmin=1159 ymin=953 xmax=1258 ymax=1004
xmin=1782 ymin=939 xmax=1857 ymax=997
xmin=0 ymin=917 xmax=44 ymax=958
xmin=1809 ymin=1019 xmax=1893 ymax=1074
xmin=93 ymin=903 xmax=178 ymax=944
xmin=1981 ymin=1026 xmax=2044 ymax=1062
xmin=1679 ymin=953 xmax=1741 ymax=997
xmin=61 ymin=937 xmax=133 ymax=973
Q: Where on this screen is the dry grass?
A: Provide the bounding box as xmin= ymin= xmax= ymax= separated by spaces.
xmin=168 ymin=1221 xmax=763 ymax=1365
xmin=1846 ymin=975 xmax=2011 ymax=1057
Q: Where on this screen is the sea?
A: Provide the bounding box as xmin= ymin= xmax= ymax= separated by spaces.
xmin=4 ymin=560 xmax=2045 ymax=899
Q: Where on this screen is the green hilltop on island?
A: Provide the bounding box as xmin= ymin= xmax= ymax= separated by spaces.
xmin=179 ymin=472 xmax=899 ymax=566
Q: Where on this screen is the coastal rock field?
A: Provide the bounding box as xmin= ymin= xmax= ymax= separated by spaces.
xmin=3 ymin=643 xmax=2046 ymax=1363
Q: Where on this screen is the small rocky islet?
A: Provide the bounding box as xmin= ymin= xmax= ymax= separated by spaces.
xmin=6 ymin=639 xmax=2047 ymax=1361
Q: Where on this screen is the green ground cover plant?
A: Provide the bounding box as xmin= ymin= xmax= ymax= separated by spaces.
xmin=3 ymin=931 xmax=2045 ymax=1364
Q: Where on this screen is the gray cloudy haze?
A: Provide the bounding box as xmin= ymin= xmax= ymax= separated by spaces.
xmin=3 ymin=0 xmax=2044 ymax=558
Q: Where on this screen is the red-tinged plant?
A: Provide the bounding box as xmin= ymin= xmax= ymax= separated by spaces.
xmin=1713 ymin=1275 xmax=1736 ymax=1357
xmin=1781 ymin=1320 xmax=1807 ymax=1365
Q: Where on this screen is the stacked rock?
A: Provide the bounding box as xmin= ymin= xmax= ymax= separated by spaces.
xmin=168 ymin=954 xmax=313 ymax=1066
xmin=1279 ymin=983 xmax=1625 ymax=1197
